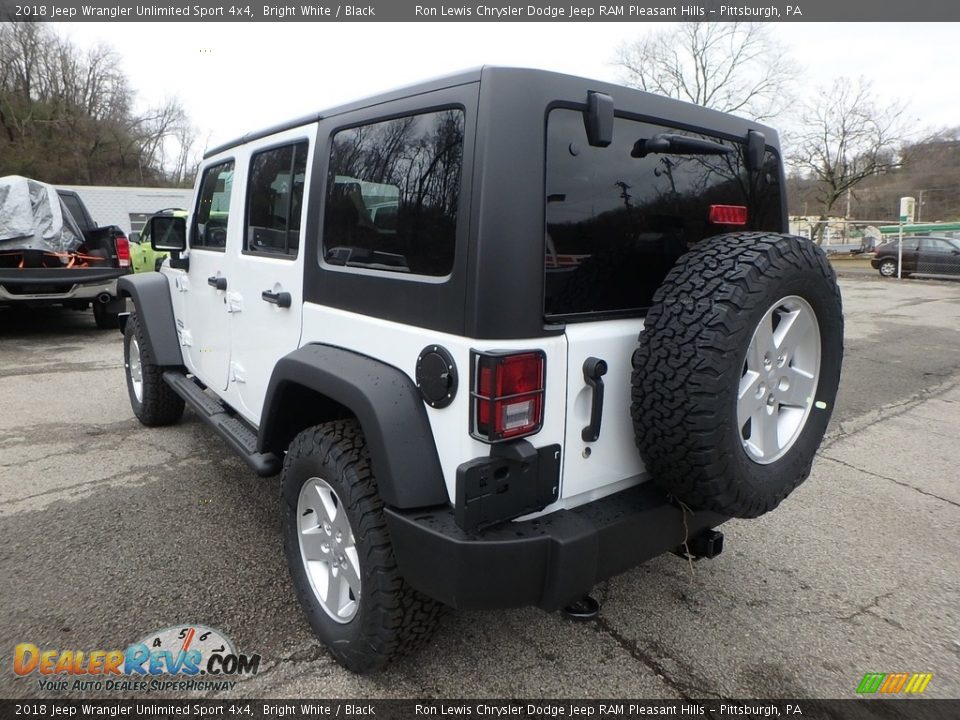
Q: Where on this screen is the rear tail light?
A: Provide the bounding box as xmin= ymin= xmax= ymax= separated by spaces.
xmin=471 ymin=350 xmax=545 ymax=442
xmin=709 ymin=204 xmax=748 ymax=226
xmin=115 ymin=235 xmax=131 ymax=268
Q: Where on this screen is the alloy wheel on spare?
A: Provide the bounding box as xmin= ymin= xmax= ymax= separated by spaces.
xmin=297 ymin=477 xmax=361 ymax=623
xmin=738 ymin=296 xmax=821 ymax=465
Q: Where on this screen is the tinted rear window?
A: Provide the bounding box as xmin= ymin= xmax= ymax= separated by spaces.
xmin=544 ymin=109 xmax=783 ymax=318
xmin=322 ymin=109 xmax=464 ymax=277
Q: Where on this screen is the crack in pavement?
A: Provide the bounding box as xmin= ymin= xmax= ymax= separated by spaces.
xmin=0 ymin=450 xmax=210 ymax=513
xmin=592 ymin=615 xmax=719 ymax=700
xmin=820 ymin=374 xmax=960 ymax=452
xmin=820 ymin=455 xmax=960 ymax=510
xmin=0 ymin=363 xmax=122 ymax=379
xmin=836 ymin=588 xmax=904 ymax=631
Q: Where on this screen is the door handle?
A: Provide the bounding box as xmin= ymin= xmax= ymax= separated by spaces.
xmin=207 ymin=276 xmax=227 ymax=291
xmin=581 ymin=357 xmax=608 ymax=442
xmin=261 ymin=289 xmax=292 ymax=308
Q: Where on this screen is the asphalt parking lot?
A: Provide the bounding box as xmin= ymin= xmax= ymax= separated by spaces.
xmin=1 ymin=273 xmax=959 ymax=701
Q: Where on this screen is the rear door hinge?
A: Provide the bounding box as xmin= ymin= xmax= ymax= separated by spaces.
xmin=230 ymin=361 xmax=246 ymax=384
xmin=225 ymin=292 xmax=243 ymax=314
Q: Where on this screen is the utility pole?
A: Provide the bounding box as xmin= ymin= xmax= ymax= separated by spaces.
xmin=917 ymin=189 xmax=925 ymax=222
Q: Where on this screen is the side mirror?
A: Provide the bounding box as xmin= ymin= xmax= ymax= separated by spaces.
xmin=129 ymin=231 xmax=141 ymax=244
xmin=746 ymin=130 xmax=766 ymax=172
xmin=150 ymin=216 xmax=186 ymax=252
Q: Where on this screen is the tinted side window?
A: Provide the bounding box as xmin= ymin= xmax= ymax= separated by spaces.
xmin=245 ymin=142 xmax=308 ymax=258
xmin=192 ymin=161 xmax=234 ymax=251
xmin=59 ymin=193 xmax=91 ymax=231
xmin=921 ymin=238 xmax=952 ymax=252
xmin=322 ymin=109 xmax=464 ymax=277
xmin=544 ymin=109 xmax=783 ymax=317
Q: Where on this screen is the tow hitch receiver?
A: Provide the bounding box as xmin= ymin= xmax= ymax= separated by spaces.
xmin=674 ymin=529 xmax=724 ymax=560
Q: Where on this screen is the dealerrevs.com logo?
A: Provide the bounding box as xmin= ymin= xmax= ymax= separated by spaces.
xmin=13 ymin=625 xmax=261 ymax=693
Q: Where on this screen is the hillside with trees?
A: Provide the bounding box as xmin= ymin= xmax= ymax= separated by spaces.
xmin=0 ymin=22 xmax=196 ymax=187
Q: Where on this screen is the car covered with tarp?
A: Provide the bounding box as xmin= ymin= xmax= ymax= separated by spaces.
xmin=0 ymin=175 xmax=130 ymax=328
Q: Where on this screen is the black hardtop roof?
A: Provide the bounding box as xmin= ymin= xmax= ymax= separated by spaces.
xmin=203 ymin=66 xmax=779 ymax=160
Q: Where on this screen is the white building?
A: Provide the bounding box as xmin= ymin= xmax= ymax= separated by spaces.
xmin=55 ymin=184 xmax=193 ymax=237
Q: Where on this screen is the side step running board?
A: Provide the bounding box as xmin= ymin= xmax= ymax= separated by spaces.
xmin=163 ymin=371 xmax=281 ymax=477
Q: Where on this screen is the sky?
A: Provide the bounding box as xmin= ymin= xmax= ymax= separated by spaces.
xmin=58 ymin=22 xmax=958 ymax=152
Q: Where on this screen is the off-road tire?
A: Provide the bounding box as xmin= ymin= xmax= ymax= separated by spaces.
xmin=93 ymin=300 xmax=120 ymax=329
xmin=631 ymin=232 xmax=843 ymax=519
xmin=123 ymin=313 xmax=185 ymax=426
xmin=281 ymin=420 xmax=443 ymax=673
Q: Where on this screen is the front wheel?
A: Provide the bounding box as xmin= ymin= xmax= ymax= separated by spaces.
xmin=123 ymin=313 xmax=185 ymax=426
xmin=878 ymin=258 xmax=898 ymax=277
xmin=281 ymin=420 xmax=443 ymax=673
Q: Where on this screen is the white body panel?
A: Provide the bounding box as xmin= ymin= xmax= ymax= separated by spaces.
xmin=171 ymin=128 xmax=313 ymax=418
xmin=299 ymin=304 xmax=569 ymax=508
xmin=181 ymin=248 xmax=231 ymax=392
xmin=560 ymin=319 xmax=649 ymax=502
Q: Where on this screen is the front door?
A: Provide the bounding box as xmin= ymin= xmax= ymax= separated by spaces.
xmin=182 ymin=160 xmax=236 ymax=392
xmin=228 ymin=135 xmax=310 ymax=423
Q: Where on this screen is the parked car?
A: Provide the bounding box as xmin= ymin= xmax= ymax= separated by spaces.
xmin=871 ymin=235 xmax=960 ymax=277
xmin=0 ymin=176 xmax=130 ymax=328
xmin=129 ymin=208 xmax=185 ymax=272
xmin=119 ymin=67 xmax=843 ymax=673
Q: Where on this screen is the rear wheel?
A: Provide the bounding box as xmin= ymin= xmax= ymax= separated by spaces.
xmin=631 ymin=232 xmax=843 ymax=519
xmin=281 ymin=420 xmax=443 ymax=673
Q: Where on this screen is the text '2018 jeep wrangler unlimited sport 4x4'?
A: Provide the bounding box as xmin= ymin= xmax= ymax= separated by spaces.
xmin=119 ymin=68 xmax=843 ymax=673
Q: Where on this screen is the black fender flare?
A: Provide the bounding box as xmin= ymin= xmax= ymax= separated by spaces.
xmin=117 ymin=273 xmax=185 ymax=368
xmin=259 ymin=344 xmax=448 ymax=509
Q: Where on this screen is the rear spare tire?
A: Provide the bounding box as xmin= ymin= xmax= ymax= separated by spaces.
xmin=631 ymin=232 xmax=843 ymax=519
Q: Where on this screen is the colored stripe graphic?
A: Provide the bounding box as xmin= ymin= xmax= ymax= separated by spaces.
xmin=880 ymin=673 xmax=909 ymax=693
xmin=857 ymin=672 xmax=932 ymax=694
xmin=857 ymin=673 xmax=886 ymax=694
xmin=904 ymin=674 xmax=933 ymax=694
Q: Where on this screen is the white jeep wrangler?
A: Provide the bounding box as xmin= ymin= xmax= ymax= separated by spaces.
xmin=119 ymin=67 xmax=843 ymax=673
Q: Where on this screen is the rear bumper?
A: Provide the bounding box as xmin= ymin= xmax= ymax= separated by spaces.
xmin=0 ymin=268 xmax=125 ymax=303
xmin=384 ymin=481 xmax=727 ymax=611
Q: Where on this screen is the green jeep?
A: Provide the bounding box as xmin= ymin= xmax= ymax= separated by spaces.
xmin=130 ymin=209 xmax=186 ymax=273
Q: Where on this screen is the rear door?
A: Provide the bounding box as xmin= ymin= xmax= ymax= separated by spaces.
xmin=543 ymin=109 xmax=784 ymax=501
xmin=227 ymin=130 xmax=311 ymax=422
xmin=918 ymin=237 xmax=959 ymax=274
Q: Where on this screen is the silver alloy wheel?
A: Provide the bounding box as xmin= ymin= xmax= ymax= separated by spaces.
xmin=297 ymin=477 xmax=361 ymax=623
xmin=738 ymin=296 xmax=821 ymax=465
xmin=879 ymin=259 xmax=897 ymax=277
xmin=129 ymin=338 xmax=144 ymax=403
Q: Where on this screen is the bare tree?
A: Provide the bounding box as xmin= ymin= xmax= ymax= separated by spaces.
xmin=614 ymin=23 xmax=798 ymax=121
xmin=0 ymin=21 xmax=196 ymax=186
xmin=790 ymin=77 xmax=905 ymax=239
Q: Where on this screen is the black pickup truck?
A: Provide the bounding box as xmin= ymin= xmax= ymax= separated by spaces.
xmin=0 ymin=180 xmax=130 ymax=328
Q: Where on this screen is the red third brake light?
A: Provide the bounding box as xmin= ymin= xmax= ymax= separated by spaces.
xmin=709 ymin=204 xmax=748 ymax=226
xmin=115 ymin=235 xmax=131 ymax=268
xmin=472 ymin=351 xmax=545 ymax=442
